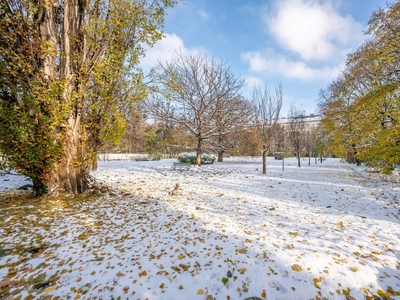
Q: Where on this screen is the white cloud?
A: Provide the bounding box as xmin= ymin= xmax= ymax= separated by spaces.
xmin=265 ymin=0 xmax=363 ymax=61
xmin=140 ymin=33 xmax=205 ymax=70
xmin=198 ymin=10 xmax=209 ymax=19
xmin=245 ymin=76 xmax=264 ymax=87
xmin=241 ymin=49 xmax=343 ymax=81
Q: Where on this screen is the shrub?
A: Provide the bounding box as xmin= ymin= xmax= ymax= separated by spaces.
xmin=129 ymin=153 xmax=161 ymax=161
xmin=177 ymin=152 xmax=215 ymax=164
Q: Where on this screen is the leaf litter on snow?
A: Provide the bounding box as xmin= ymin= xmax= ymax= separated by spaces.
xmin=0 ymin=157 xmax=399 ymax=299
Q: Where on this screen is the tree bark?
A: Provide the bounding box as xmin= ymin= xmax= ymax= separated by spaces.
xmin=45 ymin=115 xmax=86 ymax=194
xmin=262 ymin=146 xmax=267 ymax=174
xmin=36 ymin=0 xmax=87 ymax=195
xmin=92 ymin=154 xmax=98 ymax=171
xmin=297 ymin=153 xmax=301 ymax=167
xmin=196 ymin=137 xmax=202 ymax=166
xmin=217 ymin=150 xmax=224 ymax=163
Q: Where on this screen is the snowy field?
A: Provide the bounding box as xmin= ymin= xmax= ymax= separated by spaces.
xmin=0 ymin=157 xmax=399 ymax=300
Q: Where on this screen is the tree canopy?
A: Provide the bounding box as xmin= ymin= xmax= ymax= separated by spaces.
xmin=0 ymin=0 xmax=177 ymax=195
xmin=145 ymin=52 xmax=250 ymax=165
xmin=319 ymin=1 xmax=400 ymax=173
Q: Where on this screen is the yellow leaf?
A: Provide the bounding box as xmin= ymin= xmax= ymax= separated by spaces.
xmin=44 ymin=286 xmax=57 ymax=294
xmin=179 ymin=284 xmax=184 ymax=290
xmin=350 ymin=267 xmax=358 ymax=272
xmin=78 ymin=232 xmax=91 ymax=240
xmin=291 ymin=264 xmax=303 ymax=272
xmin=338 ymin=221 xmax=344 ymax=228
xmin=7 ymin=269 xmax=18 ymax=277
xmin=197 ymin=289 xmax=204 ymax=295
xmin=387 ymin=286 xmax=400 ymax=296
xmin=236 ymin=248 xmax=247 ymax=254
xmin=239 ymin=267 xmax=247 ymax=274
xmin=160 ymin=283 xmax=165 ymax=289
xmin=177 ymin=254 xmax=185 ymax=260
xmin=377 ymin=289 xmax=392 ymax=300
xmin=156 ymin=270 xmax=169 ymax=276
xmin=313 ymin=277 xmax=323 ymax=288
xmin=139 ymin=270 xmax=147 ymax=277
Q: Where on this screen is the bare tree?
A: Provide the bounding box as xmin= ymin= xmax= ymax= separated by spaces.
xmin=145 ymin=52 xmax=247 ymax=165
xmin=287 ymin=105 xmax=306 ymax=167
xmin=252 ymin=84 xmax=283 ymax=174
xmin=210 ymin=96 xmax=254 ymax=162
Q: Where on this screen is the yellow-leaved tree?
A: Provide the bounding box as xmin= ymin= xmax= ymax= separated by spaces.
xmin=319 ymin=1 xmax=400 ymax=173
xmin=0 ymin=0 xmax=178 ymax=195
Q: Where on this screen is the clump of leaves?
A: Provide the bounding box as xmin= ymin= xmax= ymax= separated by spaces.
xmin=291 ymin=264 xmax=303 ymax=272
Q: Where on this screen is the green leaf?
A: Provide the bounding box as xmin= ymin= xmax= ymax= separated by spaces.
xmin=222 ymin=277 xmax=229 ymax=285
xmin=32 ymin=273 xmax=46 ymax=283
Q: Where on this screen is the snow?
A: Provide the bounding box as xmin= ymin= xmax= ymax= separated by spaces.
xmin=0 ymin=157 xmax=399 ymax=299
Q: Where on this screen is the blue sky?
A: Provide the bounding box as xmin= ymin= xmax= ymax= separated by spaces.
xmin=141 ymin=0 xmax=390 ymax=115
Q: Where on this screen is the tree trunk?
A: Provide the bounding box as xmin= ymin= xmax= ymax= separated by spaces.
xmin=262 ymin=146 xmax=267 ymax=174
xmin=92 ymin=154 xmax=98 ymax=171
xmin=45 ymin=115 xmax=86 ymax=195
xmin=35 ymin=0 xmax=87 ymax=195
xmin=308 ymin=153 xmax=311 ymax=166
xmin=196 ymin=137 xmax=202 ymax=166
xmin=297 ymin=153 xmax=301 ymax=167
xmin=217 ymin=150 xmax=224 ymax=162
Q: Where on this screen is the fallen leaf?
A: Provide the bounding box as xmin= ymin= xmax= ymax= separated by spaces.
xmin=261 ymin=289 xmax=267 ymax=298
xmin=236 ymin=248 xmax=247 ymax=254
xmin=313 ymin=277 xmax=323 ymax=289
xmin=291 ymin=264 xmax=303 ymax=272
xmin=239 ymin=267 xmax=248 ymax=274
xmin=139 ymin=270 xmax=147 ymax=277
xmin=44 ymin=286 xmax=57 ymax=294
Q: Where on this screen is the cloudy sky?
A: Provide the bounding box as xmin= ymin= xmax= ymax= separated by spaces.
xmin=141 ymin=0 xmax=389 ymax=115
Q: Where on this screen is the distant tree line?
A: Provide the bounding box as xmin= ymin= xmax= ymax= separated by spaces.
xmin=103 ymin=50 xmax=328 ymax=170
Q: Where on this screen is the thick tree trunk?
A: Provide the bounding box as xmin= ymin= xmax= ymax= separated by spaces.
xmin=46 ymin=114 xmax=86 ymax=195
xmin=35 ymin=0 xmax=87 ymax=195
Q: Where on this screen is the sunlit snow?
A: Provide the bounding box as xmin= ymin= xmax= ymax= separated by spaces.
xmin=0 ymin=157 xmax=399 ymax=299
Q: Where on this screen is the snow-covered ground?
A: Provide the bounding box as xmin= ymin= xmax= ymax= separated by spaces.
xmin=0 ymin=157 xmax=399 ymax=300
